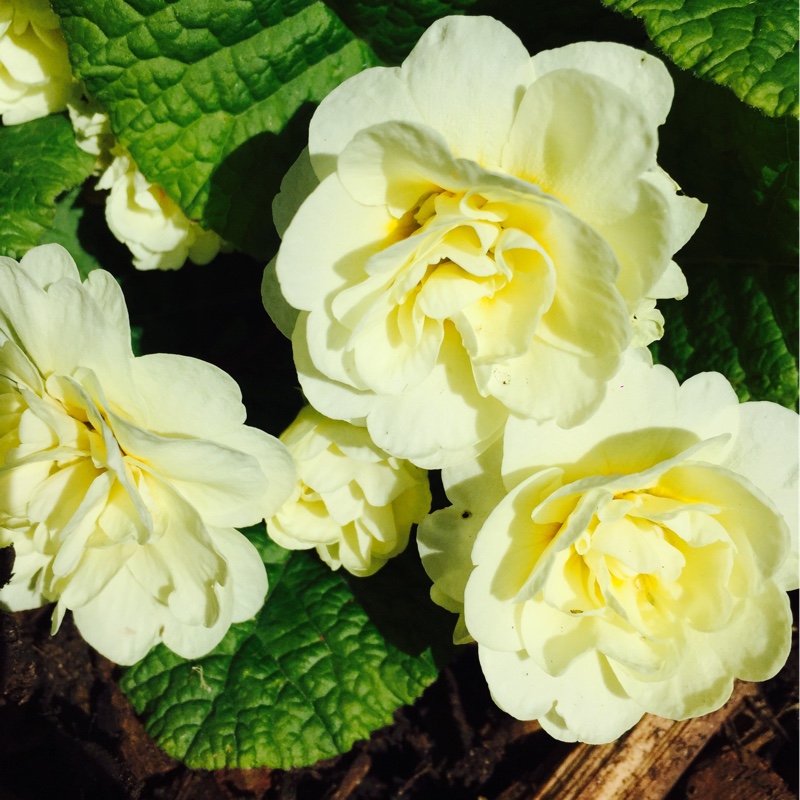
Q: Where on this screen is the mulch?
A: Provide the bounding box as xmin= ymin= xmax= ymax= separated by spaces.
xmin=1 ymin=578 xmax=797 ymax=800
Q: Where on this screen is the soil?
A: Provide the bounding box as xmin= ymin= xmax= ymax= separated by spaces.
xmin=1 ymin=548 xmax=797 ymax=800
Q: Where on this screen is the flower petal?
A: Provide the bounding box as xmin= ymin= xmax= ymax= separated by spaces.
xmin=485 ymin=336 xmax=621 ymax=427
xmin=272 ymin=147 xmax=319 ymax=237
xmin=111 ymin=412 xmax=268 ymax=528
xmin=208 ymin=526 xmax=268 ymax=624
xmin=503 ymin=70 xmax=657 ymax=225
xmin=293 ymin=312 xmax=374 ymax=423
xmin=0 ymin=531 xmax=50 ymax=610
xmin=276 ymin=173 xmax=396 ymax=312
xmin=401 ymin=15 xmax=533 ymax=167
xmin=479 ymin=646 xmax=644 ymax=743
xmin=466 ymin=468 xmax=564 ymax=652
xmin=309 ymin=66 xmax=422 ymax=179
xmin=130 ymin=353 xmax=247 ymax=438
xmin=71 ymin=567 xmax=164 ymax=665
xmin=417 ymin=505 xmax=483 ymax=617
xmin=722 ymin=401 xmax=798 ymax=591
xmin=531 ymin=41 xmax=674 ymax=127
xmin=613 ymin=627 xmax=733 ymax=721
xmin=262 ymin=256 xmax=299 ymax=338
xmin=364 ymin=325 xmax=508 ymax=468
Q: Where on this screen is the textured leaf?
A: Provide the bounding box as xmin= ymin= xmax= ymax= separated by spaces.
xmin=120 ymin=527 xmax=440 ymax=770
xmin=651 ymin=63 xmax=798 ymax=409
xmin=652 ymin=263 xmax=798 ymax=409
xmin=37 ymin=188 xmax=102 ymax=280
xmin=52 ymin=0 xmax=380 ymax=258
xmin=329 ymin=0 xmax=479 ymax=62
xmin=602 ymin=0 xmax=798 ymax=117
xmin=0 ymin=115 xmax=95 ymax=259
xmin=659 ymin=64 xmax=798 ymax=261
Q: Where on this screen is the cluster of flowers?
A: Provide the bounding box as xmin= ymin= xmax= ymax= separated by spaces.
xmin=0 ymin=0 xmax=223 ymax=269
xmin=0 ymin=9 xmax=796 ymax=746
xmin=262 ymin=16 xmax=798 ymax=743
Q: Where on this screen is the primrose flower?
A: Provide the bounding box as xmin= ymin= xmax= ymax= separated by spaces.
xmin=68 ymin=95 xmax=115 ymax=171
xmin=96 ymin=147 xmax=224 ymax=271
xmin=67 ymin=97 xmax=225 ymax=271
xmin=267 ymin=405 xmax=431 ymax=577
xmin=0 ymin=245 xmax=295 ymax=664
xmin=264 ymin=15 xmax=706 ymax=468
xmin=418 ymin=350 xmax=798 ymax=743
xmin=0 ymin=0 xmax=75 ymax=124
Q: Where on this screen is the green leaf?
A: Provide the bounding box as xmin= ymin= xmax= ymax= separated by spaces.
xmin=652 ymin=62 xmax=798 ymax=410
xmin=38 ymin=187 xmax=103 ymax=280
xmin=0 ymin=115 xmax=95 ymax=260
xmin=329 ymin=0 xmax=479 ymax=62
xmin=602 ymin=0 xmax=799 ymax=117
xmin=52 ymin=0 xmax=380 ymax=259
xmin=37 ymin=187 xmax=146 ymax=352
xmin=658 ymin=66 xmax=798 ymax=262
xmin=651 ymin=263 xmax=798 ymax=408
xmin=120 ymin=527 xmax=440 ymax=770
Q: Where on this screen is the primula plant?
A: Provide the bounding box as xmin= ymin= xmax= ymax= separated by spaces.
xmin=0 ymin=0 xmax=797 ymax=780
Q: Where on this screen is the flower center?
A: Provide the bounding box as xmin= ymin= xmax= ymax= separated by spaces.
xmin=540 ymin=482 xmax=736 ymax=639
xmin=332 ymin=184 xmax=557 ymax=389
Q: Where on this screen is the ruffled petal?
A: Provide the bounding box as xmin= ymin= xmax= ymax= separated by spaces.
xmin=71 ymin=567 xmax=164 ymax=665
xmin=363 ymin=325 xmax=507 ymax=468
xmin=531 ymin=41 xmax=674 ymax=127
xmin=207 ymin=526 xmax=268 ymax=624
xmin=129 ymin=353 xmax=246 ymax=438
xmin=276 ymin=173 xmax=396 ymax=312
xmin=111 ymin=413 xmax=268 ymax=529
xmin=479 ymin=647 xmax=644 ymax=743
xmin=503 ymin=70 xmax=657 ymax=225
xmin=722 ymin=402 xmax=798 ymax=591
xmin=309 ymin=66 xmax=422 ymax=179
xmin=401 ymin=15 xmax=533 ymax=167
xmin=613 ymin=627 xmax=734 ymax=721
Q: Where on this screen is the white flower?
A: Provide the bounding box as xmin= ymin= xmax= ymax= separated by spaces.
xmin=418 ymin=350 xmax=798 ymax=743
xmin=264 ymin=15 xmax=706 ymax=468
xmin=96 ymin=147 xmax=225 ymax=271
xmin=0 ymin=244 xmax=295 ymax=664
xmin=0 ymin=0 xmax=75 ymax=124
xmin=67 ymin=95 xmax=115 ymax=171
xmin=67 ymin=96 xmax=226 ymax=271
xmin=267 ymin=405 xmax=431 ymax=577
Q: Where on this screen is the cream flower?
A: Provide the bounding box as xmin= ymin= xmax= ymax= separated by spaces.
xmin=0 ymin=0 xmax=75 ymax=124
xmin=67 ymin=95 xmax=115 ymax=171
xmin=265 ymin=15 xmax=706 ymax=468
xmin=0 ymin=245 xmax=295 ymax=664
xmin=96 ymin=147 xmax=225 ymax=271
xmin=267 ymin=406 xmax=431 ymax=577
xmin=418 ymin=350 xmax=798 ymax=743
xmin=66 ymin=95 xmax=225 ymax=271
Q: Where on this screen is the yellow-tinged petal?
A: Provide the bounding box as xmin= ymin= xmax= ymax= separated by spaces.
xmin=421 ymin=349 xmax=797 ymax=743
xmin=530 ymin=41 xmax=674 ymax=127
xmin=401 ymin=16 xmax=532 ymax=167
xmin=267 ymin=405 xmax=430 ymax=577
xmin=0 ymin=245 xmax=293 ymax=664
xmin=270 ymin=17 xmax=703 ymax=469
xmin=503 ymin=70 xmax=657 ymax=224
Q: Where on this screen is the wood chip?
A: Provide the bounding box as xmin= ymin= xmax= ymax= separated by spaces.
xmin=528 ymin=681 xmax=761 ymax=800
